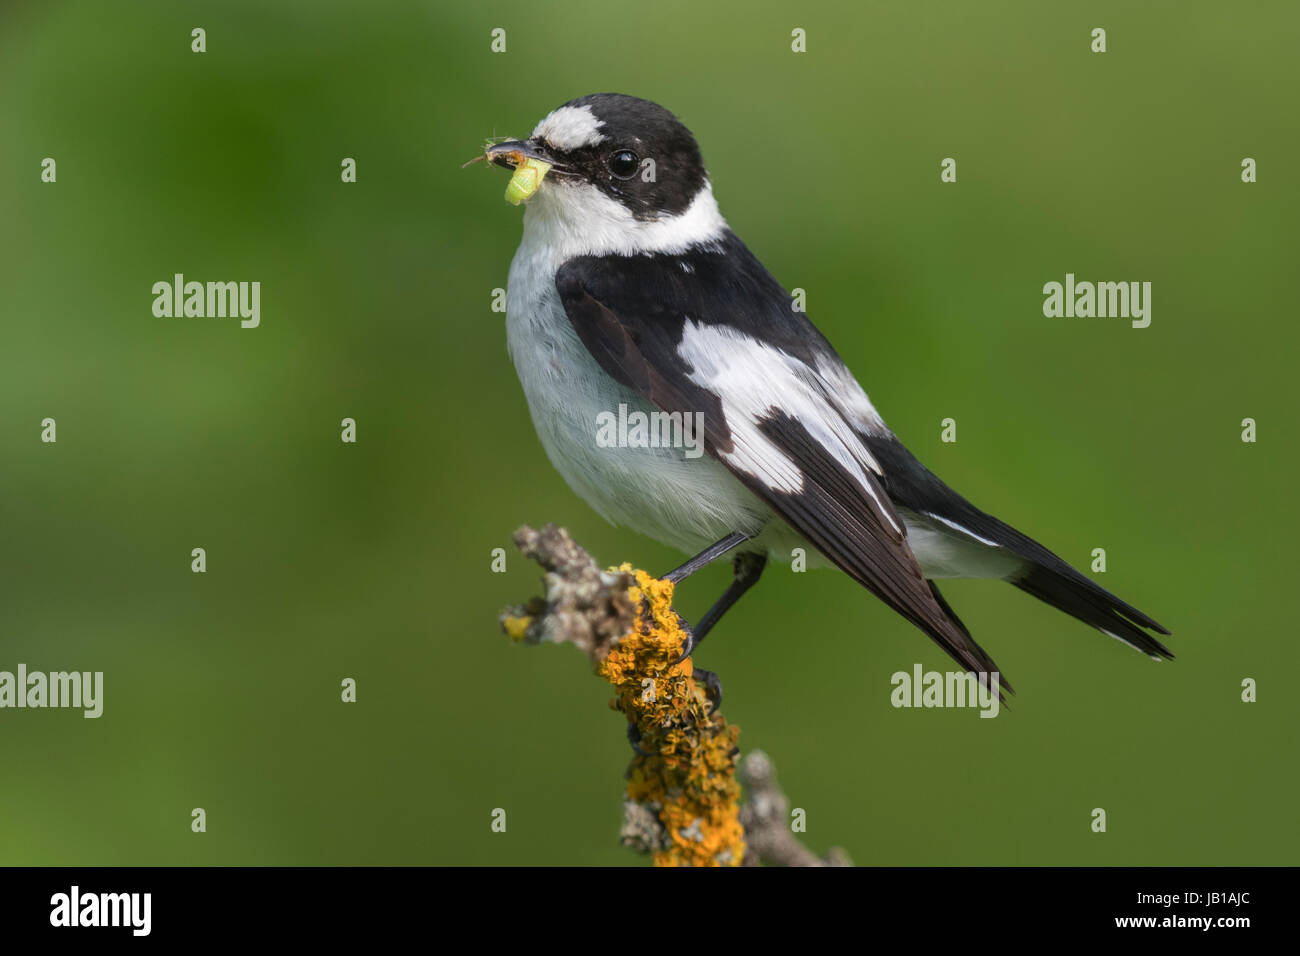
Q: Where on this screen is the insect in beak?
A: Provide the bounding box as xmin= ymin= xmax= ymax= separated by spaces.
xmin=465 ymin=139 xmax=560 ymax=204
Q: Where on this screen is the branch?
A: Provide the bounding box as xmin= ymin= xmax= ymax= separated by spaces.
xmin=738 ymin=750 xmax=851 ymax=867
xmin=500 ymin=523 xmax=850 ymax=867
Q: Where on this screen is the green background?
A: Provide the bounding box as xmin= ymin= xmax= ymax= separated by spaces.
xmin=2 ymin=0 xmax=1295 ymax=865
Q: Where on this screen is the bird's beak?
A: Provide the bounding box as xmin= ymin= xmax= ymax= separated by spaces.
xmin=486 ymin=139 xmax=553 ymax=169
xmin=486 ymin=140 xmax=556 ymax=205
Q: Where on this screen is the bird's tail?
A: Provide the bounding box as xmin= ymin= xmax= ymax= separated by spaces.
xmin=1009 ymin=560 xmax=1173 ymax=659
xmin=927 ymin=580 xmax=1014 ymax=701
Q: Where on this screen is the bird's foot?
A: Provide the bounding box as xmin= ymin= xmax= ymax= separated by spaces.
xmin=692 ymin=666 xmax=723 ymax=714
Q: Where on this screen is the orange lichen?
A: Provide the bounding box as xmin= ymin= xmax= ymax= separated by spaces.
xmin=598 ymin=566 xmax=745 ymax=867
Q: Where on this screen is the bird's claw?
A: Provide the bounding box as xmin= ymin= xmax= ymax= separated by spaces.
xmin=692 ymin=666 xmax=723 ymax=713
xmin=672 ymin=612 xmax=695 ymax=665
xmin=626 ymin=721 xmax=653 ymax=756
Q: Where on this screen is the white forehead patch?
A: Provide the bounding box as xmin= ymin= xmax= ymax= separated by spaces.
xmin=531 ymin=105 xmax=608 ymax=151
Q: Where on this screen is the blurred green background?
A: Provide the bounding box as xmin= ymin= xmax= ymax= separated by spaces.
xmin=2 ymin=0 xmax=1296 ymax=865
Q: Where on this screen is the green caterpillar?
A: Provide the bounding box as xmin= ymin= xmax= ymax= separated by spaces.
xmin=505 ymin=158 xmax=552 ymax=206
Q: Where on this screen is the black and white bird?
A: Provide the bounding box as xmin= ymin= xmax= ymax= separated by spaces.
xmin=484 ymin=93 xmax=1172 ymax=689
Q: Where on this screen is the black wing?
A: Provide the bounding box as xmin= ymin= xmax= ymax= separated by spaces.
xmin=554 ymin=233 xmax=1011 ymax=692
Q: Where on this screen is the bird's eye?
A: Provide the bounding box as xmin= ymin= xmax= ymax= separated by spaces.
xmin=607 ymin=149 xmax=639 ymax=179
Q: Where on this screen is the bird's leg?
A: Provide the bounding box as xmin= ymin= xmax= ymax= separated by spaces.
xmin=675 ymin=551 xmax=768 ymax=663
xmin=662 ymin=531 xmax=752 ymax=584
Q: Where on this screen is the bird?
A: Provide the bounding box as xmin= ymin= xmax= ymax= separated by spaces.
xmin=481 ymin=92 xmax=1172 ymax=691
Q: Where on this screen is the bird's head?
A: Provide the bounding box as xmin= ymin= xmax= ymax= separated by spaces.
xmin=478 ymin=94 xmax=715 ymax=230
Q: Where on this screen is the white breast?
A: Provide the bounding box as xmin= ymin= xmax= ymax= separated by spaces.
xmin=504 ymin=217 xmax=767 ymax=555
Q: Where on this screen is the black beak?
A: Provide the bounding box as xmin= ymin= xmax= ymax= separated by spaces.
xmin=486 ymin=139 xmax=555 ymax=171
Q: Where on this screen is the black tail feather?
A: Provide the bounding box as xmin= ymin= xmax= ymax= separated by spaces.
xmin=857 ymin=432 xmax=1173 ymax=666
xmin=927 ymin=581 xmax=1014 ymax=700
xmin=1011 ymin=562 xmax=1173 ymax=659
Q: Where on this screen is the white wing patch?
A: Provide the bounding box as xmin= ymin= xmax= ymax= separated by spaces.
xmin=676 ymin=322 xmax=899 ymax=534
xmin=531 ymin=105 xmax=608 ymax=151
xmin=816 ymin=356 xmax=888 ymax=435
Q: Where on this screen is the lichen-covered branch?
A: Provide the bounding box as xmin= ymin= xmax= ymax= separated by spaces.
xmin=500 ymin=523 xmax=850 ymax=867
xmin=499 ymin=523 xmax=636 ymax=656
